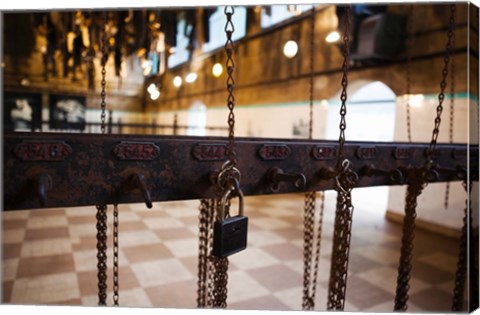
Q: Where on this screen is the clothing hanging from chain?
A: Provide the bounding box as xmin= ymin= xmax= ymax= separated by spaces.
xmin=394 ymin=4 xmax=456 ymax=311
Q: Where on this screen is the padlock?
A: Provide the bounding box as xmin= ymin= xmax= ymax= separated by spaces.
xmin=212 ymin=178 xmax=248 ymax=258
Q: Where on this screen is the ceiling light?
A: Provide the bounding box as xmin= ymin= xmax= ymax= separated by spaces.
xmin=283 ymin=40 xmax=298 ymax=59
xmin=20 ymin=78 xmax=31 ymax=86
xmin=150 ymin=90 xmax=160 ymax=100
xmin=147 ymin=83 xmax=157 ymax=94
xmin=185 ymin=72 xmax=198 ymax=83
xmin=326 ymin=31 xmax=340 ymax=43
xmin=212 ymin=63 xmax=223 ymax=78
xmin=173 ymin=76 xmax=183 ymax=88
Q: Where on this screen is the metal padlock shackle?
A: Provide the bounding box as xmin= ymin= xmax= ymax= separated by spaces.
xmin=218 ymin=177 xmax=244 ymax=223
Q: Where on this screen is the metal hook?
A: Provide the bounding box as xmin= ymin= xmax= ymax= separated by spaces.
xmin=433 ymin=164 xmax=467 ymax=181
xmin=361 ymin=163 xmax=405 ymax=184
xmin=128 ymin=173 xmax=152 ymax=209
xmin=267 ymin=167 xmax=306 ymax=192
xmin=335 ymin=159 xmax=358 ymax=193
xmin=35 ymin=173 xmax=52 ymax=207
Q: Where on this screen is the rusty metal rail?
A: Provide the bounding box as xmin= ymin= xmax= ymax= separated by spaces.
xmin=3 ymin=132 xmax=478 ymax=211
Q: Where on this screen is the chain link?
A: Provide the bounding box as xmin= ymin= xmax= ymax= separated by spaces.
xmin=224 ymin=6 xmax=237 ymax=166
xmin=337 ymin=6 xmax=351 ymax=162
xmin=426 ymin=4 xmax=456 ymax=161
xmin=197 ymin=9 xmax=239 ymax=308
xmin=311 ymin=191 xmax=325 ymax=302
xmin=395 ymin=6 xmax=456 ymax=311
xmin=405 ymin=5 xmax=413 ymax=143
xmin=113 ymin=204 xmax=119 ymax=306
xmin=394 ymin=173 xmax=425 ymax=311
xmin=303 ymin=8 xmax=316 ymax=308
xmin=199 ymin=198 xmax=231 ymax=308
xmin=327 ymin=6 xmax=354 ymax=311
xmin=100 ymin=11 xmax=107 ymax=134
xmin=96 ymin=204 xmax=108 ymax=306
xmin=444 ymin=29 xmax=456 ymax=209
xmin=302 ymin=191 xmax=315 ymax=309
xmin=302 ymin=191 xmax=325 ymax=310
xmin=206 ymin=199 xmax=216 ymax=307
xmin=197 ymin=199 xmax=213 ymax=307
xmin=451 ymin=179 xmax=469 ymax=311
xmin=327 ymin=174 xmax=354 ymax=310
xmin=308 ymin=6 xmax=315 ymax=140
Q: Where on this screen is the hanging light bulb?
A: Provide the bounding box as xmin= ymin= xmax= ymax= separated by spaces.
xmin=173 ymin=76 xmax=183 ymax=88
xmin=283 ymin=40 xmax=298 ymax=59
xmin=325 ymin=31 xmax=340 ymax=43
xmin=212 ymin=63 xmax=223 ymax=78
xmin=186 ymin=72 xmax=198 ymax=83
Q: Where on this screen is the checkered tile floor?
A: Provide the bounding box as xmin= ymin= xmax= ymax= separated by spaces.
xmin=2 ymin=187 xmax=466 ymax=311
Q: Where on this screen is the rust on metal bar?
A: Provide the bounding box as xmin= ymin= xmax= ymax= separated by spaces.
xmin=3 ymin=132 xmax=477 ymax=211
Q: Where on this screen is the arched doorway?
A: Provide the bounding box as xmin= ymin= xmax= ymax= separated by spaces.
xmin=324 ymin=80 xmax=397 ymax=214
xmin=325 ymin=81 xmax=396 ymax=142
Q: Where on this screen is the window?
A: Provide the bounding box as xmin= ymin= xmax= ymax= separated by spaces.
xmin=187 ymin=101 xmax=207 ymax=136
xmin=168 ymin=17 xmax=190 ymax=68
xmin=261 ymin=5 xmax=314 ymax=29
xmin=202 ymin=6 xmax=247 ymax=53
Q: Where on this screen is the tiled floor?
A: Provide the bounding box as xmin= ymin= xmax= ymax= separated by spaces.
xmin=1 ymin=187 xmax=468 ymax=311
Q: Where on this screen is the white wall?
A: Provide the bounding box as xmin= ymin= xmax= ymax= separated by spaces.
xmin=387 ymin=95 xmax=476 ymax=231
xmin=153 ymin=100 xmax=330 ymax=139
xmin=149 ymin=92 xmax=476 ymax=233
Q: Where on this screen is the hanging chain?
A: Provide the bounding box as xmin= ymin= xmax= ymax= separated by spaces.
xmin=426 ymin=4 xmax=456 ymax=162
xmin=206 ymin=199 xmax=216 ymax=307
xmin=112 ymin=204 xmax=119 ymax=306
xmin=224 ymin=6 xmax=237 ymax=167
xmin=451 ymin=178 xmax=470 ymax=311
xmin=302 ymin=7 xmax=325 ymax=310
xmin=95 ymin=12 xmax=109 ymax=306
xmin=444 ymin=30 xmax=456 ymax=209
xmin=311 ymin=191 xmax=325 ymax=303
xmin=302 ymin=191 xmax=316 ymax=310
xmin=197 ymin=7 xmax=238 ymax=309
xmin=96 ymin=204 xmax=108 ymax=306
xmin=197 ymin=199 xmax=213 ymax=307
xmin=100 ymin=11 xmax=107 ymax=134
xmin=327 ymin=160 xmax=356 ymax=311
xmin=308 ymin=6 xmax=315 ymax=140
xmin=327 ymin=6 xmax=355 ymax=311
xmin=302 ymin=191 xmax=325 ymax=310
xmin=204 ymin=199 xmax=231 ymax=308
xmin=394 ymin=172 xmax=425 ymax=311
xmin=405 ymin=4 xmax=413 ymax=143
xmin=337 ymin=6 xmax=351 ymax=162
xmin=395 ymin=5 xmax=456 ymax=311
